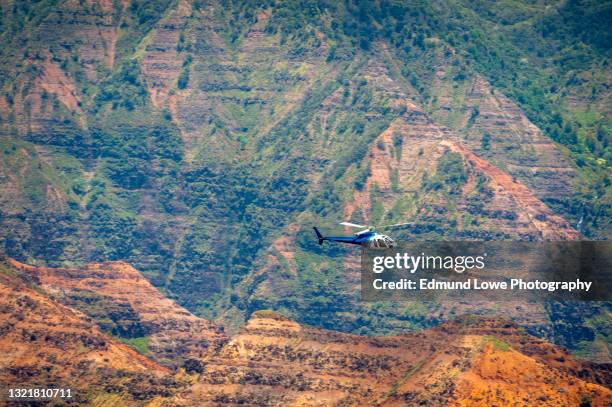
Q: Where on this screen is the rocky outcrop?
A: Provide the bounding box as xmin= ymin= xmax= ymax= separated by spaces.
xmin=0 ymin=0 xmax=602 ymax=358
xmin=141 ymin=2 xmax=190 ymax=107
xmin=342 ymin=52 xmax=579 ymax=241
xmin=2 ymin=257 xmax=610 ymax=406
xmin=429 ymin=69 xmax=577 ymax=212
xmin=441 ymin=139 xmax=579 ymax=240
xmin=7 ymin=258 xmax=227 ymax=367
xmin=0 ymin=260 xmax=177 ymax=405
xmin=183 ymin=312 xmax=611 ymax=406
xmin=462 ymin=76 xmax=576 ymax=206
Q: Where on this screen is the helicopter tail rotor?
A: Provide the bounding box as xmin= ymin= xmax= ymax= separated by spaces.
xmin=313 ymin=227 xmax=325 ymax=245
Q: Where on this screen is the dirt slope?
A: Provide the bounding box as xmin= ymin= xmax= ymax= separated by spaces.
xmin=7 ymin=258 xmax=227 ymax=368
xmin=0 ymin=260 xmax=176 ymax=405
xmin=185 ymin=312 xmax=611 ymax=406
xmin=1 ymin=258 xmax=610 ymax=406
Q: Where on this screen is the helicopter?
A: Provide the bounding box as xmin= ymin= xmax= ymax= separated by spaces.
xmin=313 ymin=221 xmax=411 ymax=249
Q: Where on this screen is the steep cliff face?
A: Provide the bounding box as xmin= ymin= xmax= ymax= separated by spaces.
xmin=0 ymin=259 xmax=178 ymax=405
xmin=237 ymin=48 xmax=584 ymax=342
xmin=7 ymin=258 xmax=227 ymax=368
xmin=184 ymin=312 xmax=611 ymax=406
xmin=430 ymin=73 xmax=578 ymax=208
xmin=2 ymin=259 xmax=610 ymax=406
xmin=0 ymin=0 xmax=609 ymax=351
xmin=342 ymin=95 xmax=579 ymax=241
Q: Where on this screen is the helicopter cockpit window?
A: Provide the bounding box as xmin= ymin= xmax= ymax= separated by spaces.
xmin=375 ymin=236 xmax=393 ymax=248
xmin=375 ymin=237 xmax=388 ymax=248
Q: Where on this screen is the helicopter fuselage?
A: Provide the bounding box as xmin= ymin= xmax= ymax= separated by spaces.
xmin=314 ymin=228 xmax=395 ymax=249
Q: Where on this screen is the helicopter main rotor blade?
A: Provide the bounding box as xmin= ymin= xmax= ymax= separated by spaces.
xmin=378 ymin=222 xmax=413 ymax=229
xmin=339 ymin=221 xmax=368 ymax=229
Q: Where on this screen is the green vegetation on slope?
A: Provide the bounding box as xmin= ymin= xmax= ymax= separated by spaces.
xmin=0 ymin=0 xmax=609 ymax=357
